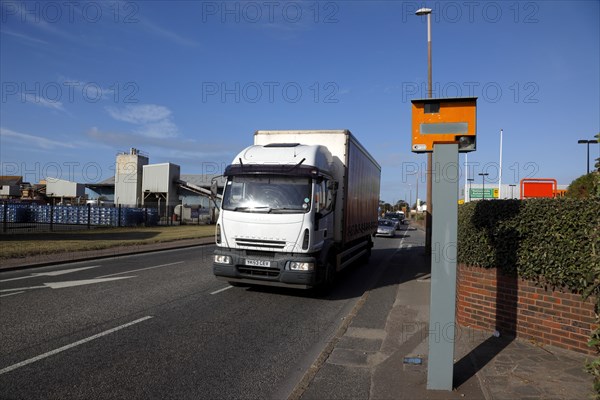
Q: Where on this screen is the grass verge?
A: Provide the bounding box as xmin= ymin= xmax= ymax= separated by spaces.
xmin=0 ymin=225 xmax=215 ymax=260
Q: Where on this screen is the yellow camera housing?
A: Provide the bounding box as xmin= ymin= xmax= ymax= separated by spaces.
xmin=411 ymin=97 xmax=477 ymax=153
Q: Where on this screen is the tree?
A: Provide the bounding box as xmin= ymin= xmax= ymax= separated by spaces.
xmin=395 ymin=200 xmax=408 ymax=210
xmin=566 ymin=172 xmax=600 ymax=199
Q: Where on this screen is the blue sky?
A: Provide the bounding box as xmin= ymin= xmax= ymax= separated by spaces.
xmin=1 ymin=0 xmax=599 ymax=203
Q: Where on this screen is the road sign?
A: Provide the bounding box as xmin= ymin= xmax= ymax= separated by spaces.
xmin=469 ymin=188 xmax=497 ymax=199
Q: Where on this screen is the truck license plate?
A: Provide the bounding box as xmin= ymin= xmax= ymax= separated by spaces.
xmin=245 ymin=259 xmax=271 ymax=267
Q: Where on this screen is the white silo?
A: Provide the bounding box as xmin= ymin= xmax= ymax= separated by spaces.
xmin=114 ymin=148 xmax=149 ymax=207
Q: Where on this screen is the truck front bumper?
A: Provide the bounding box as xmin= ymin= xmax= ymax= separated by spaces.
xmin=213 ymin=248 xmax=318 ymax=289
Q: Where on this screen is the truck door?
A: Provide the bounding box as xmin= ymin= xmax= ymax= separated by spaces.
xmin=313 ymin=179 xmax=334 ymax=248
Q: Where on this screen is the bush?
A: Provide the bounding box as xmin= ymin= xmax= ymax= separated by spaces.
xmin=458 ymin=198 xmax=600 ymax=291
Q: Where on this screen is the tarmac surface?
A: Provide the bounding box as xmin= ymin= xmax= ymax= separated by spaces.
xmin=1 ymin=225 xmax=595 ymax=400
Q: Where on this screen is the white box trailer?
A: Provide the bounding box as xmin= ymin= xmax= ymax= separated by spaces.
xmin=213 ymin=130 xmax=381 ymax=290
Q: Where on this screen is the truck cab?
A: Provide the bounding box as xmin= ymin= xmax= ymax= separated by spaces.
xmin=213 ymin=143 xmax=337 ymax=289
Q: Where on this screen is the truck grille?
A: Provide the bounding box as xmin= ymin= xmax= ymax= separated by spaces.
xmin=236 ymin=238 xmax=286 ymax=250
xmin=237 ymin=266 xmax=280 ymax=278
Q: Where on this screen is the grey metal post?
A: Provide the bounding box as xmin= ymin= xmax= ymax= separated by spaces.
xmin=2 ymin=202 xmax=7 ymax=233
xmin=427 ymin=143 xmax=459 ymax=391
xmin=87 ymin=204 xmax=91 ymax=229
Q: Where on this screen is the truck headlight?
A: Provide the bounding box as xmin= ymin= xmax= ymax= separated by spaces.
xmin=288 ymin=262 xmax=314 ymax=271
xmin=214 ymin=255 xmax=232 ymax=265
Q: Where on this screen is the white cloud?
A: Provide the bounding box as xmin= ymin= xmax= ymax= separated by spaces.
xmin=107 ymin=104 xmax=171 ymax=124
xmin=106 ymin=104 xmax=178 ymax=138
xmin=135 ymin=119 xmax=179 ymax=138
xmin=0 ymin=28 xmax=48 ymax=45
xmin=86 ymin=127 xmax=238 ymax=156
xmin=1 ymin=127 xmax=74 ymax=149
xmin=22 ymin=93 xmax=65 ymax=111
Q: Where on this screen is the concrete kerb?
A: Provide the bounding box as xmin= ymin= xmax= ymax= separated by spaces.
xmin=0 ymin=237 xmax=215 ymax=272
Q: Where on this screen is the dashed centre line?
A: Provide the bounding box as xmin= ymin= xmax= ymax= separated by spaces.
xmin=0 ymin=316 xmax=154 ymax=376
xmin=210 ymin=285 xmax=233 ymax=295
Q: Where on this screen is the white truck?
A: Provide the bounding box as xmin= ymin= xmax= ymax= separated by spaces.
xmin=212 ymin=130 xmax=381 ymax=289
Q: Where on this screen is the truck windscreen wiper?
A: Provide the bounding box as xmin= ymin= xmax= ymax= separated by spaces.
xmin=270 ymin=207 xmax=304 ymax=213
xmin=232 ymin=206 xmax=272 ymax=213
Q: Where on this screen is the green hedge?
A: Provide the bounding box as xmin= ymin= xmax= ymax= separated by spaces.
xmin=458 ymin=198 xmax=600 ymax=294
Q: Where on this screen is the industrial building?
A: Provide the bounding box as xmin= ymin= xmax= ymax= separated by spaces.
xmin=46 ymin=177 xmax=85 ymax=203
xmin=1 ymin=148 xmax=225 ymax=224
xmin=0 ymin=176 xmax=22 ymax=198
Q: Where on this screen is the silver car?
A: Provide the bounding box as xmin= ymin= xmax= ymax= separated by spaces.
xmin=376 ymin=219 xmax=396 ymax=237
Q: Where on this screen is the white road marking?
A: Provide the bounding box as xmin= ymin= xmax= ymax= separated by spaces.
xmin=0 ymin=266 xmax=101 ymax=283
xmin=44 ymin=276 xmax=135 ymax=289
xmin=97 ymin=261 xmax=184 ymax=278
xmin=0 ymin=286 xmax=46 ymax=293
xmin=210 ymin=285 xmax=233 ymax=295
xmin=0 ymin=316 xmax=153 ymax=375
xmin=0 ymin=291 xmax=25 ymax=298
xmin=0 ymin=277 xmax=135 ymax=293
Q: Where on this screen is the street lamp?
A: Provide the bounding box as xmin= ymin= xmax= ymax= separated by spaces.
xmin=578 ymin=139 xmax=598 ymax=174
xmin=479 ymin=173 xmax=489 ymax=200
xmin=415 ymin=7 xmax=433 ymax=253
xmin=467 ymin=178 xmax=474 ymax=202
xmin=499 ymin=129 xmax=503 ymax=198
xmin=415 ymin=8 xmax=432 ymax=97
xmin=509 ymin=184 xmax=516 ymax=199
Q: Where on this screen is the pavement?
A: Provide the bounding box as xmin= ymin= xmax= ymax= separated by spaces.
xmin=294 ymin=224 xmax=595 ymax=400
xmin=1 ymin=225 xmax=595 ymax=399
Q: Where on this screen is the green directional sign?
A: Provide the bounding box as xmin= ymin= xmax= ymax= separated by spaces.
xmin=470 ymin=188 xmax=497 ymax=199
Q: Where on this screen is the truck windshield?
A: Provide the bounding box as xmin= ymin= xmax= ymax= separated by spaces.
xmin=222 ymin=175 xmax=311 ymax=213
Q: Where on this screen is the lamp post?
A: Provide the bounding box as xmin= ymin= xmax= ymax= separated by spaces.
xmin=499 ymin=129 xmax=503 ymax=198
xmin=467 ymin=178 xmax=474 ymax=202
xmin=509 ymin=184 xmax=516 ymax=199
xmin=479 ymin=173 xmax=489 ymax=200
xmin=578 ymin=139 xmax=598 ymax=174
xmin=415 ymin=7 xmax=433 ymax=253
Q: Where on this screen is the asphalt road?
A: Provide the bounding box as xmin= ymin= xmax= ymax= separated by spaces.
xmin=0 ymin=229 xmax=412 ymax=400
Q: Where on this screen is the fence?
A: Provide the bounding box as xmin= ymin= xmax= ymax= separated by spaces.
xmin=1 ymin=203 xmax=160 ymax=234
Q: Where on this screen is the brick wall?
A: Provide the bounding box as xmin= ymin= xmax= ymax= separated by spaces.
xmin=457 ymin=263 xmax=597 ymax=355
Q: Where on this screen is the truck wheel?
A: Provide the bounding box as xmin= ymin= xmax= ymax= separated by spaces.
xmin=315 ymin=260 xmax=336 ymax=295
xmin=326 ymin=260 xmax=337 ymax=285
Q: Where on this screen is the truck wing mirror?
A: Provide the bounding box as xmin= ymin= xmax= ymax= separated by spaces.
xmin=210 ymin=177 xmax=222 ymax=211
xmin=210 ymin=178 xmax=219 ymax=197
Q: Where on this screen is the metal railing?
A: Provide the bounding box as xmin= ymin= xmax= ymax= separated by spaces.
xmin=1 ymin=203 xmax=159 ymax=234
